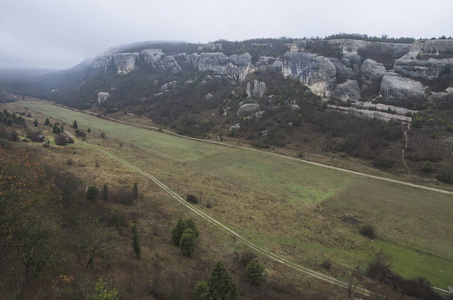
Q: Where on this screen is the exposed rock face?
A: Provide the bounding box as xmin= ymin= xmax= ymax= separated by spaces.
xmin=330 ymin=80 xmax=361 ymax=102
xmin=141 ymin=49 xmax=181 ymax=73
xmin=187 ymin=52 xmax=253 ymax=81
xmin=326 ymin=39 xmax=368 ymax=53
xmin=161 ymin=81 xmax=177 ymax=90
xmin=97 ymin=92 xmax=110 ymax=104
xmin=141 ymin=49 xmax=165 ymax=66
xmin=380 ymin=72 xmax=427 ymax=103
xmin=205 ymin=93 xmax=214 ymax=100
xmin=428 ymin=88 xmax=453 ymax=107
xmin=341 ymin=51 xmax=362 ymax=76
xmin=282 ymin=52 xmax=336 ymax=96
xmin=237 ymin=103 xmax=260 ymax=117
xmin=394 ymin=57 xmax=453 ymax=81
xmin=360 ymin=59 xmax=386 ymax=94
xmin=246 ymin=80 xmax=267 ymax=98
xmin=112 ymin=53 xmax=140 ymax=75
xmin=422 ymin=40 xmax=453 ymax=55
xmin=161 ymin=56 xmax=181 ymax=73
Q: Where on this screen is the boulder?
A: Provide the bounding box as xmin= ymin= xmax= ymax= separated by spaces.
xmin=97 ymin=92 xmax=110 ymax=104
xmin=428 ymin=88 xmax=453 ymax=107
xmin=341 ymin=51 xmax=362 ymax=76
xmin=360 ymin=59 xmax=386 ymax=95
xmin=237 ymin=103 xmax=260 ymax=117
xmin=229 ymin=123 xmax=241 ymax=130
xmin=330 ymin=80 xmax=361 ymax=102
xmin=205 ymin=93 xmax=214 ymax=100
xmin=422 ymin=40 xmax=453 ymax=55
xmin=141 ymin=49 xmax=165 ymax=66
xmin=112 ymin=53 xmax=140 ymax=75
xmin=282 ymin=52 xmax=336 ymax=96
xmin=380 ymin=72 xmax=427 ymax=104
xmin=162 ymin=56 xmax=182 ymax=73
xmin=161 ymin=81 xmax=177 ymax=90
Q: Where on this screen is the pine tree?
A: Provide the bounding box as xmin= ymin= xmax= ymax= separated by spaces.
xmin=73 ymin=120 xmax=78 ymax=129
xmin=193 ymin=280 xmax=210 ymax=300
xmin=44 ymin=118 xmax=50 ymax=125
xmin=207 ymin=261 xmax=238 ymax=300
xmin=132 ymin=224 xmax=141 ymax=259
xmin=180 ymin=228 xmax=196 ymax=256
xmin=245 ymin=261 xmax=265 ymax=285
xmin=172 ymin=218 xmax=187 ymax=246
xmin=33 ymin=119 xmax=38 ymax=127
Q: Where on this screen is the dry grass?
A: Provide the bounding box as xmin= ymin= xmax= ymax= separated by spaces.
xmin=5 ymin=100 xmax=453 ymax=290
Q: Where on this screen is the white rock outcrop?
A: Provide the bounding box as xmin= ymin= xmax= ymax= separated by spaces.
xmin=112 ymin=53 xmax=140 ymax=75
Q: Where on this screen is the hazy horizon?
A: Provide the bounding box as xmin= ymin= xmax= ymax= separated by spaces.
xmin=1 ymin=0 xmax=452 ymax=70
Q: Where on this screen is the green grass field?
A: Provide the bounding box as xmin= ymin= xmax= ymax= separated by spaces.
xmin=15 ymin=101 xmax=453 ymax=288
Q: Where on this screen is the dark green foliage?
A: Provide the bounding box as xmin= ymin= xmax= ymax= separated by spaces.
xmin=436 ymin=169 xmax=453 ymax=184
xmin=88 ymin=128 xmax=91 ymax=134
xmin=207 ymin=261 xmax=238 ymax=300
xmin=9 ymin=130 xmax=19 ymax=142
xmin=44 ymin=118 xmax=50 ymax=125
xmin=100 ymin=132 xmax=106 ymax=139
xmin=86 ymin=186 xmax=100 ymax=202
xmin=132 ymin=182 xmax=138 ymax=198
xmin=193 ymin=280 xmax=210 ymax=300
xmin=132 ymin=224 xmax=141 ymax=259
xmin=422 ymin=160 xmax=434 ymax=173
xmin=245 ymin=261 xmax=265 ymax=285
xmin=54 ymin=134 xmax=68 ymax=146
xmin=102 ymin=183 xmax=108 ymax=201
xmin=171 ymin=218 xmax=199 ymax=250
xmin=52 ymin=123 xmax=60 ymax=134
xmin=186 ymin=194 xmax=199 ymax=204
xmin=179 ymin=228 xmax=196 ymax=256
xmin=110 ymin=207 xmax=121 ymax=230
xmin=360 ymin=224 xmax=377 ymax=239
xmin=73 ymin=120 xmax=78 ymax=129
xmin=372 ymin=157 xmax=395 ymax=170
xmin=88 ymin=278 xmax=119 ymax=300
xmin=33 ymin=119 xmax=38 ymax=127
xmin=295 ymin=114 xmax=304 ymax=127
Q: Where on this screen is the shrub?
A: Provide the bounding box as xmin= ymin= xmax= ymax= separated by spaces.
xmin=171 ymin=218 xmax=199 ymax=246
xmin=436 ymin=170 xmax=453 ymax=184
xmin=360 ymin=224 xmax=377 ymax=239
xmin=100 ymin=132 xmax=106 ymax=138
xmin=54 ymin=134 xmax=68 ymax=146
xmin=76 ymin=130 xmax=86 ymax=137
xmin=245 ymin=261 xmax=265 ymax=285
xmin=186 ymin=194 xmax=199 ymax=204
xmin=110 ymin=207 xmax=121 ymax=229
xmin=320 ymin=259 xmax=332 ymax=270
xmin=9 ymin=130 xmax=19 ymax=142
xmin=88 ymin=278 xmax=119 ymax=300
xmin=86 ymin=186 xmax=100 ymax=202
xmin=372 ymin=156 xmax=394 ymax=170
xmin=193 ymin=280 xmax=210 ymax=300
xmin=179 ymin=228 xmax=196 ymax=257
xmin=446 ymin=124 xmax=453 ymax=131
xmin=422 ymin=160 xmax=434 ymax=173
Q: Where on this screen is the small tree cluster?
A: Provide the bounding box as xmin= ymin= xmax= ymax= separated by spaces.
xmin=171 ymin=218 xmax=199 ymax=256
xmin=194 ymin=261 xmax=238 ymax=300
xmin=88 ymin=278 xmax=119 ymax=300
xmin=245 ymin=261 xmax=265 ymax=285
xmin=86 ymin=186 xmax=100 ymax=202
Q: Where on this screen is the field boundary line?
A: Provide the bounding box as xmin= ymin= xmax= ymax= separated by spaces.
xmin=55 ymin=102 xmax=453 ymax=195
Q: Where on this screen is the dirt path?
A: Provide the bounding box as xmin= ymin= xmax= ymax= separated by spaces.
xmin=57 ymin=103 xmax=453 ymax=195
xmin=401 ymin=121 xmax=411 ymax=175
xmin=64 ymin=130 xmax=372 ymax=297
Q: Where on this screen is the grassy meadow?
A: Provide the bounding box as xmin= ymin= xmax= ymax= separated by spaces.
xmin=10 ymin=100 xmax=453 ymax=289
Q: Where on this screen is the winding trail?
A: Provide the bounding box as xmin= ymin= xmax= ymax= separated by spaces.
xmin=57 ymin=103 xmax=453 ymax=195
xmin=64 ymin=130 xmax=373 ymax=297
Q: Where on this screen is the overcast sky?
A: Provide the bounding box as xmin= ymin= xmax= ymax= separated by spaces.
xmin=1 ymin=0 xmax=452 ymax=69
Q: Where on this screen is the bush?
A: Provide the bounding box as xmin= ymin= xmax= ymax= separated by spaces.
xmin=208 ymin=261 xmax=238 ymax=300
xmin=320 ymin=259 xmax=332 ymax=270
xmin=193 ymin=281 xmax=210 ymax=300
xmin=422 ymin=160 xmax=434 ymax=173
xmin=372 ymin=156 xmax=394 ymax=170
xmin=86 ymin=186 xmax=100 ymax=202
xmin=436 ymin=170 xmax=453 ymax=184
xmin=171 ymin=218 xmax=199 ymax=246
xmin=54 ymin=134 xmax=68 ymax=146
xmin=100 ymin=132 xmax=106 ymax=138
xmin=132 ymin=224 xmax=141 ymax=259
xmin=245 ymin=261 xmax=265 ymax=285
xmin=179 ymin=228 xmax=196 ymax=256
xmin=186 ymin=194 xmax=199 ymax=204
xmin=360 ymin=224 xmax=377 ymax=239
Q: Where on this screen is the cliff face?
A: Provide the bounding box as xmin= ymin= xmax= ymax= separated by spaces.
xmin=56 ymin=39 xmax=453 ymax=109
xmin=281 ymin=39 xmax=452 ymax=107
xmin=187 ymin=52 xmax=253 ymax=81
